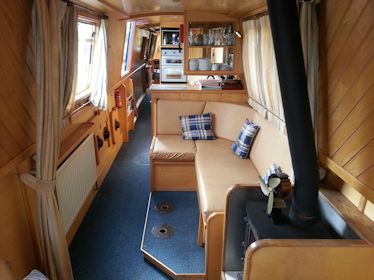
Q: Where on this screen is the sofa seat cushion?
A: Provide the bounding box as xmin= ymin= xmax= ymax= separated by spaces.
xmin=195 ymin=138 xmax=260 ymax=222
xmin=151 ymin=135 xmax=196 ymax=161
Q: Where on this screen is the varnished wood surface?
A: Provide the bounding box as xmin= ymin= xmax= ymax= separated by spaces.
xmin=0 ymin=0 xmax=36 ymax=170
xmin=320 ymin=186 xmax=374 ymax=245
xmin=243 ymin=239 xmax=374 ymax=280
xmin=205 ymin=212 xmax=224 ymax=280
xmin=58 ymin=123 xmax=95 ymax=166
xmin=318 ymin=0 xmax=374 ymax=202
xmin=83 ymin=0 xmax=266 ymax=18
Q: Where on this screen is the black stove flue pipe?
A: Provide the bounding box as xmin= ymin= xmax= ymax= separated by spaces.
xmin=267 ymin=0 xmax=319 ymax=227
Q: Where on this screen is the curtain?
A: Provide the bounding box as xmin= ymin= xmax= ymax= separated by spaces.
xmin=59 ymin=2 xmax=78 ymax=115
xmin=242 ymin=16 xmax=286 ymax=133
xmin=21 ymin=0 xmax=74 ymax=279
xmin=90 ymin=19 xmax=108 ymax=110
xmin=300 ymin=2 xmax=318 ymax=133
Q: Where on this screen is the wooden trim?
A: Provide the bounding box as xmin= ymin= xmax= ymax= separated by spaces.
xmin=358 ymin=196 xmax=368 ymax=212
xmin=0 ymin=144 xmax=35 ymax=178
xmin=205 ymin=212 xmax=224 ymax=280
xmin=243 ymin=239 xmax=373 ymax=280
xmin=120 ymin=11 xmax=184 ymax=21
xmin=197 ymin=211 xmax=205 ymax=246
xmin=319 ymin=152 xmax=374 ymax=203
xmin=320 ymin=187 xmax=374 ymax=245
xmin=241 ymin=7 xmax=268 ymax=21
xmin=112 ymin=63 xmax=147 ymax=91
xmin=58 ymin=123 xmax=95 ymax=166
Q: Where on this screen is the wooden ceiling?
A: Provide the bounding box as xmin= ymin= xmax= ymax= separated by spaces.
xmin=77 ymin=0 xmax=267 ymax=19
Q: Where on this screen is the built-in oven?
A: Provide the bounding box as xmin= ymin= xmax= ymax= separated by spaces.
xmin=161 ymin=28 xmax=180 ymax=47
xmin=161 ymin=49 xmax=186 ymax=83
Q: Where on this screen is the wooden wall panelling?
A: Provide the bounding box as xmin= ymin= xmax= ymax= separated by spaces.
xmin=318 ymin=0 xmax=374 ymax=200
xmin=0 ymin=172 xmax=37 ymax=279
xmin=107 ymin=11 xmax=126 ymax=89
xmin=0 ymin=0 xmax=36 ymax=169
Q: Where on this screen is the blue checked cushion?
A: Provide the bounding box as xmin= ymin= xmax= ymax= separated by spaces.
xmin=231 ymin=119 xmax=260 ymax=158
xmin=179 ymin=113 xmax=215 ymax=140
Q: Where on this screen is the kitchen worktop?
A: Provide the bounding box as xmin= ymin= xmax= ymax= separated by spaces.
xmin=149 ymin=83 xmax=203 ymax=91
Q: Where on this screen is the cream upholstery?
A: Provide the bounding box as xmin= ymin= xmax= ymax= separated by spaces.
xmin=151 ymin=99 xmax=293 ymax=223
xmin=195 ymin=139 xmax=260 ymax=221
xmin=157 ymin=100 xmax=205 ymax=135
xmin=151 ymin=135 xmax=196 ymax=162
xmin=250 ymin=113 xmax=293 ymax=177
xmin=203 ymin=102 xmax=255 ymax=141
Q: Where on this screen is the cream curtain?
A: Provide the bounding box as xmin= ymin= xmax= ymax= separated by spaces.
xmin=59 ymin=2 xmax=78 ymax=115
xmin=90 ymin=19 xmax=108 ymax=110
xmin=300 ymin=2 xmax=318 ymax=132
xmin=242 ymin=16 xmax=286 ymax=133
xmin=21 ymin=0 xmax=74 ymax=279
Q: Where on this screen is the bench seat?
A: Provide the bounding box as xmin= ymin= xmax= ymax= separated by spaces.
xmin=195 ymin=138 xmax=260 ymax=222
xmin=151 ymin=135 xmax=196 ymax=162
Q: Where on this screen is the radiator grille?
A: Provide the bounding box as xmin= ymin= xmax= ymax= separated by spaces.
xmin=56 ymin=134 xmax=97 ymax=235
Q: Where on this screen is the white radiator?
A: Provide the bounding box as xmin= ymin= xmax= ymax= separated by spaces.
xmin=56 ymin=134 xmax=97 ymax=235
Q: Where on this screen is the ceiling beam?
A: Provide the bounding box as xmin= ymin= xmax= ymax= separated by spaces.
xmin=119 ymin=11 xmax=184 ymax=21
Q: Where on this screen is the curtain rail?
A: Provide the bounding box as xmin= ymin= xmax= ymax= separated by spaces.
xmin=243 ymin=11 xmax=269 ymax=21
xmin=61 ymin=0 xmax=108 ymax=19
xmin=248 ymin=96 xmax=285 ymax=122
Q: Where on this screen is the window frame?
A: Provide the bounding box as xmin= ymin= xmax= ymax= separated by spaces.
xmin=121 ymin=21 xmax=135 ymax=77
xmin=74 ymin=14 xmax=100 ymax=104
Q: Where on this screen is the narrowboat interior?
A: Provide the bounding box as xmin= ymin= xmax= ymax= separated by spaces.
xmin=0 ymin=0 xmax=373 ymax=279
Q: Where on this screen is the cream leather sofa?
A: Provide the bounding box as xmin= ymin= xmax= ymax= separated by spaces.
xmin=149 ymin=99 xmax=292 ymax=278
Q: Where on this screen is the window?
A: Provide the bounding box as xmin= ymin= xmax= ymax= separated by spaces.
xmin=121 ymin=22 xmax=134 ymax=76
xmin=75 ymin=20 xmax=97 ymax=101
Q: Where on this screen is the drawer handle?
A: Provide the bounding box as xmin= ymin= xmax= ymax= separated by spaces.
xmin=103 ymin=127 xmax=110 ymax=140
xmin=115 ymin=120 xmax=120 ymax=130
xmin=96 ymin=135 xmax=104 ymax=150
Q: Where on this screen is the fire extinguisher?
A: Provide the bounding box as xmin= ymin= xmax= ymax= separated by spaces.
xmin=115 ymin=89 xmax=123 ymax=108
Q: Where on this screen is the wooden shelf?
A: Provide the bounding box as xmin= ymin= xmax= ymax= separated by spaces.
xmin=188 ymin=45 xmax=234 ymax=49
xmin=186 ymin=70 xmax=241 ymax=75
xmin=59 ymin=122 xmax=94 ymax=165
xmin=184 ymin=11 xmax=242 ymax=76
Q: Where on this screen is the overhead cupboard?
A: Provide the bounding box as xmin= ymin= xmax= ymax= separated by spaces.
xmin=184 ymin=11 xmax=242 ymax=75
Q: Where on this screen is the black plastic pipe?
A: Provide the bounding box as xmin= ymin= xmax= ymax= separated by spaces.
xmin=267 ymin=0 xmax=319 ymax=226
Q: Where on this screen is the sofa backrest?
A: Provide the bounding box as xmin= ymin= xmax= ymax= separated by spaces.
xmin=251 ymin=112 xmax=293 ymax=178
xmin=203 ymin=102 xmax=255 ymax=141
xmin=203 ymin=101 xmax=292 ymax=177
xmin=156 ymin=99 xmax=293 ymax=177
xmin=156 ymin=100 xmax=205 ymax=134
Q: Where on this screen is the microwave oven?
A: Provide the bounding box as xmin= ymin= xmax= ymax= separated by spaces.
xmin=161 ymin=28 xmax=180 ymax=47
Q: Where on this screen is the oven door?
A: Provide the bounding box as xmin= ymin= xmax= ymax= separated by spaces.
xmin=161 ymin=66 xmax=186 ymax=83
xmin=161 ymin=56 xmax=183 ymax=66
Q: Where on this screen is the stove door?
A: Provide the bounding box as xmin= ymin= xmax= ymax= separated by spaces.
xmin=161 ymin=66 xmax=186 ymax=83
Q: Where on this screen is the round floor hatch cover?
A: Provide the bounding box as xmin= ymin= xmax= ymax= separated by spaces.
xmin=154 ymin=202 xmax=175 ymax=213
xmin=151 ymin=224 xmax=175 ymax=239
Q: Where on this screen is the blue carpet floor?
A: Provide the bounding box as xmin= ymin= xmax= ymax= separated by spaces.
xmin=142 ymin=192 xmax=205 ymax=274
xmin=69 ymin=94 xmax=172 ymax=279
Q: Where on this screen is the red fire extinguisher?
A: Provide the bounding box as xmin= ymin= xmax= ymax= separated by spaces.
xmin=115 ymin=89 xmax=123 ymax=108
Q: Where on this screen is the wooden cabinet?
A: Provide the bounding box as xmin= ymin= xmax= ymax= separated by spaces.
xmin=115 ymin=79 xmax=138 ymax=142
xmin=184 ymin=11 xmax=242 ymax=75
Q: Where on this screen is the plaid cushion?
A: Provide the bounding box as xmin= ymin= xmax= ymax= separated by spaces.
xmin=182 ymin=129 xmax=215 ymax=140
xmin=180 ymin=113 xmax=215 ymax=140
xmin=231 ymin=119 xmax=260 ymax=158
